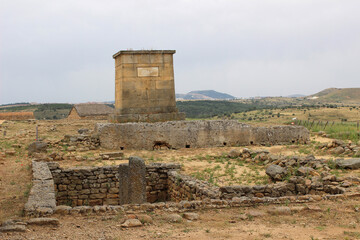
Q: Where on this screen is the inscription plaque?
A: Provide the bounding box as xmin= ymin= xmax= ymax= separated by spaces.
xmin=137 ymin=67 xmax=159 ymax=77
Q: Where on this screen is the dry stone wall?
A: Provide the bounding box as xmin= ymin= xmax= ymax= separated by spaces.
xmin=47 ymin=161 xmax=181 ymax=206
xmin=49 ymin=164 xmax=120 ymax=206
xmin=95 ymin=120 xmax=309 ymax=150
xmin=167 ymin=171 xmax=220 ymax=201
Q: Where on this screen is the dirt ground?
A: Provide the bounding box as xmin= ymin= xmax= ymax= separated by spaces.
xmin=1 ymin=119 xmax=360 ymax=239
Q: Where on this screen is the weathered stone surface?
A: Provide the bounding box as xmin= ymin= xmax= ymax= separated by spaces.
xmin=136 ymin=214 xmax=153 ymax=224
xmin=110 ymin=50 xmax=185 ymax=123
xmin=96 ymin=120 xmax=309 ymax=150
xmin=55 ymin=205 xmax=71 ymax=215
xmin=119 ymin=163 xmax=129 ymax=205
xmin=228 ymin=149 xmax=241 ymax=158
xmin=25 ymin=161 xmax=56 ymax=217
xmin=266 ymin=164 xmax=287 ymax=181
xmin=100 ymin=152 xmax=124 ymax=158
xmin=296 ymin=167 xmax=316 ymax=176
xmin=78 ymin=128 xmax=89 ymax=134
xmin=121 ymin=219 xmax=142 ymax=228
xmin=183 ymin=212 xmax=199 ymax=220
xmin=331 ymin=146 xmax=345 ymax=155
xmin=336 ymin=158 xmax=360 ymax=169
xmin=267 ymin=206 xmax=291 ymax=215
xmin=0 ymin=224 xmax=26 ymax=232
xmin=128 ymin=156 xmax=146 ymax=204
xmin=247 ymin=210 xmax=266 ymax=217
xmin=27 ymin=218 xmax=59 ymax=226
xmin=164 ymin=214 xmax=182 ymax=223
xmin=27 ymin=141 xmax=47 ymax=155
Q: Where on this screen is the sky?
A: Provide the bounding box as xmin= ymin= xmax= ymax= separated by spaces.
xmin=1 ymin=0 xmax=360 ymax=104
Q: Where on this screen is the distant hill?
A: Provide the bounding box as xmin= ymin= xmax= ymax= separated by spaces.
xmin=286 ymin=94 xmax=306 ymax=98
xmin=176 ymin=90 xmax=236 ymax=100
xmin=307 ymin=88 xmax=360 ymax=103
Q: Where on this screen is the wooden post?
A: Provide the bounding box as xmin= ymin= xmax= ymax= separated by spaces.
xmin=357 ymin=121 xmax=359 ymax=131
xmin=3 ymin=130 xmax=6 ymax=137
xmin=36 ymin=125 xmax=38 ymax=141
xmin=331 ymin=121 xmax=335 ymax=127
xmin=310 ymin=120 xmax=315 ymax=129
xmin=323 ymin=121 xmax=328 ymax=130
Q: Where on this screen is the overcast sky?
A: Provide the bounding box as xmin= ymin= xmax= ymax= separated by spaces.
xmin=1 ymin=0 xmax=360 ymax=104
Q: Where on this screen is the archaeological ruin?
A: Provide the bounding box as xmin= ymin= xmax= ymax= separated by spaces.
xmin=95 ymin=120 xmax=310 ymax=150
xmin=109 ymin=50 xmax=185 ymax=123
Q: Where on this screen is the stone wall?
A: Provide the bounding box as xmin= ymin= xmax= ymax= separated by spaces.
xmin=95 ymin=120 xmax=309 ymax=150
xmin=48 ymin=161 xmax=181 ymax=206
xmin=146 ymin=163 xmax=181 ymax=203
xmin=167 ymin=171 xmax=220 ymax=201
xmin=219 ymin=175 xmax=346 ymax=200
xmin=50 ymin=164 xmax=120 ymax=206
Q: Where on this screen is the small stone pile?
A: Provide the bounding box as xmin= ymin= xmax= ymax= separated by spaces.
xmin=318 ymin=139 xmax=360 ymax=157
xmin=60 ymin=134 xmax=100 ymax=152
xmin=228 ymin=148 xmax=273 ymax=163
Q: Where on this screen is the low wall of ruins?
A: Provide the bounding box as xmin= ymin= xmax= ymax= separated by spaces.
xmin=25 ymin=157 xmax=348 ymax=217
xmin=46 ymin=161 xmax=181 ymax=207
xmin=95 ymin=120 xmax=310 ymax=150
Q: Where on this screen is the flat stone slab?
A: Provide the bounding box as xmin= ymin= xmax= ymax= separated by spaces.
xmin=336 ymin=158 xmax=360 ymax=169
xmin=27 ymin=218 xmax=59 ymax=226
xmin=100 ymin=152 xmax=124 ymax=158
xmin=0 ymin=224 xmax=26 ymax=232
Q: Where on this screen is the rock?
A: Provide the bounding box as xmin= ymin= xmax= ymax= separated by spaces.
xmin=102 ymin=155 xmax=110 ymax=160
xmin=331 ymin=146 xmax=345 ymax=155
xmin=136 ymin=214 xmax=153 ymax=224
xmin=164 ymin=214 xmax=182 ymax=223
xmin=333 ymin=139 xmax=345 ymax=147
xmin=55 ymin=205 xmax=71 ymax=215
xmin=27 ymin=218 xmax=59 ymax=226
xmin=67 ymin=146 xmax=76 ymax=152
xmin=336 ymin=158 xmax=360 ymax=169
xmin=27 ymin=141 xmax=47 ymax=155
xmin=247 ymin=210 xmax=266 ymax=217
xmin=78 ymin=128 xmax=90 ymax=134
xmin=0 ymin=224 xmax=26 ymax=232
xmin=228 ymin=149 xmax=241 ymax=158
xmin=265 ymin=164 xmax=287 ymax=181
xmin=5 ymin=150 xmax=16 ymax=156
xmin=183 ymin=212 xmax=199 ymax=221
xmin=121 ymin=219 xmax=142 ymax=228
xmin=267 ymin=206 xmax=291 ymax=215
xmin=297 ymin=166 xmax=318 ymax=176
xmin=290 ymin=206 xmax=307 ymax=212
xmin=75 ymin=155 xmax=83 ymax=161
xmin=100 ymin=152 xmax=124 ymax=158
xmin=307 ymin=205 xmax=322 ymax=212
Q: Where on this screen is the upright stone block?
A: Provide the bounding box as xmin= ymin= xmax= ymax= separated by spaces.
xmin=128 ymin=156 xmax=146 ymax=204
xmin=118 ymin=163 xmax=129 ymax=205
xmin=118 ymin=156 xmax=146 ymax=204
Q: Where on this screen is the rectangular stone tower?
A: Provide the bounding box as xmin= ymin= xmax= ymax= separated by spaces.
xmin=109 ymin=50 xmax=185 ymax=123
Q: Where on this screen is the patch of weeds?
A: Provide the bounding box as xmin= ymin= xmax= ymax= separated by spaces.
xmin=24 ymin=183 xmax=32 ymax=198
xmin=261 ymin=233 xmax=272 ymax=238
xmin=343 ymin=231 xmax=360 ymax=239
xmin=10 ymin=181 xmax=16 ymax=185
xmin=315 ymin=225 xmax=326 ymax=231
xmin=205 ymin=229 xmax=210 ymax=233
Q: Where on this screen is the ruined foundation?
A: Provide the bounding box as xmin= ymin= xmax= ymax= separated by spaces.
xmin=95 ymin=120 xmax=310 ymax=150
xmin=25 ymin=158 xmax=350 ymax=217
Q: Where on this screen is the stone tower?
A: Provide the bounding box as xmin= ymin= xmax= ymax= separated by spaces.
xmin=109 ymin=50 xmax=185 ymax=123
